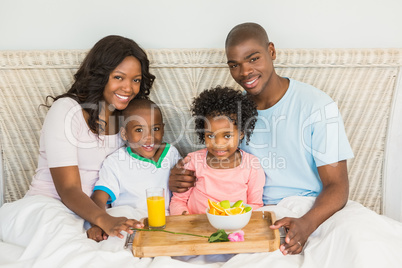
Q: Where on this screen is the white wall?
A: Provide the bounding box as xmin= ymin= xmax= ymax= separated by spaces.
xmin=0 ymin=0 xmax=401 ymax=50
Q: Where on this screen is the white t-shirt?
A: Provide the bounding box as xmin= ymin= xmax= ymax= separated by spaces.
xmin=26 ymin=97 xmax=123 ymax=199
xmin=240 ymin=78 xmax=354 ymax=205
xmin=94 ymin=144 xmax=181 ymax=211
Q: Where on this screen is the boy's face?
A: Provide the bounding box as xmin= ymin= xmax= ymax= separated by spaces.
xmin=204 ymin=115 xmax=244 ymax=163
xmin=226 ymin=39 xmax=276 ymax=98
xmin=121 ymin=107 xmax=164 ymax=160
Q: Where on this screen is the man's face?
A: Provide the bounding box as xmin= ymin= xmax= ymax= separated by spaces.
xmin=226 ymin=39 xmax=276 ymax=97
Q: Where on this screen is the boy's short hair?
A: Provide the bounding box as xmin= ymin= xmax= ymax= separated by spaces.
xmin=191 ymin=86 xmax=258 ymax=145
xmin=121 ymin=98 xmax=163 ymax=127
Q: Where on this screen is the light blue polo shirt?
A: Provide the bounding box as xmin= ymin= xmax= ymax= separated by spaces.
xmin=240 ymin=78 xmax=354 ymax=205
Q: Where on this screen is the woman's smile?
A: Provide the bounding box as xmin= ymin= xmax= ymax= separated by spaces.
xmin=115 ymin=93 xmax=130 ymax=101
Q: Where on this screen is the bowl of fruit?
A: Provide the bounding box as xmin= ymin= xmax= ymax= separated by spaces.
xmin=206 ymin=199 xmax=253 ymax=232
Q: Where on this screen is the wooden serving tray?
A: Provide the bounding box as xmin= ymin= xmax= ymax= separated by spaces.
xmin=132 ymin=211 xmax=280 ymax=257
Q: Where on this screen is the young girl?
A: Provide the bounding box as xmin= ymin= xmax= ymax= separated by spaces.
xmin=0 ymin=35 xmax=155 ymax=243
xmin=169 ymin=86 xmax=265 ymax=215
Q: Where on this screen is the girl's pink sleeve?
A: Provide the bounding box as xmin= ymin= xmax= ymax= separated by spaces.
xmin=169 ymin=153 xmax=195 ymax=215
xmin=169 ymin=188 xmax=194 ymax=215
xmin=246 ymin=156 xmax=265 ymax=210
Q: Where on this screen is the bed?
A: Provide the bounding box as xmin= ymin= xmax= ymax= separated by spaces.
xmin=1 ymin=48 xmax=402 ymax=267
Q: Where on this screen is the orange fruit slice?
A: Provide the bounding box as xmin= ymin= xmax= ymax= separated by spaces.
xmin=208 ymin=199 xmax=224 ymax=213
xmin=214 ymin=209 xmax=223 ymax=215
xmin=224 ymin=207 xmax=244 ymax=215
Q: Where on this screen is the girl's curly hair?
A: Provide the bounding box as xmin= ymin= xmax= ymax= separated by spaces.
xmin=45 ymin=35 xmax=155 ymax=134
xmin=191 ymin=86 xmax=258 ymax=145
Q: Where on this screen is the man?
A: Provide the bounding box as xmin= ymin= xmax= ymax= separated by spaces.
xmin=169 ymin=22 xmax=354 ymax=255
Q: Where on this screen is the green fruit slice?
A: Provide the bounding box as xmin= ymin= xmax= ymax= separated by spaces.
xmin=219 ymin=200 xmax=231 ymax=209
xmin=244 ymin=206 xmax=252 ymax=212
xmin=232 ymin=200 xmax=243 ymax=208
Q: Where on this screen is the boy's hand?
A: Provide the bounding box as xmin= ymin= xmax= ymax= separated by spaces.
xmin=87 ymin=225 xmax=108 ymax=242
xmin=169 ymin=156 xmax=195 ymax=193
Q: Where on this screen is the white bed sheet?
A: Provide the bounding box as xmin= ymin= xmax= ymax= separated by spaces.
xmin=0 ymin=195 xmax=401 ymax=268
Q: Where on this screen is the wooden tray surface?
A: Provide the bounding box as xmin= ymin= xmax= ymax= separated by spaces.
xmin=132 ymin=211 xmax=280 ymax=257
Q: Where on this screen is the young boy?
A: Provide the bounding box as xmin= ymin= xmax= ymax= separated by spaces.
xmin=87 ymin=98 xmax=181 ymax=241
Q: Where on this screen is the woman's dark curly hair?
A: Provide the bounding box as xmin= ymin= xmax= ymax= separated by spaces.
xmin=45 ymin=35 xmax=155 ymax=134
xmin=191 ymin=86 xmax=258 ymax=145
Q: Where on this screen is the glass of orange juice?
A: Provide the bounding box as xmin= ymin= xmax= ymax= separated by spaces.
xmin=146 ymin=187 xmax=166 ymax=229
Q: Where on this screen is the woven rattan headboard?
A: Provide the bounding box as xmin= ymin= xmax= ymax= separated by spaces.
xmin=1 ymin=49 xmax=401 ymax=215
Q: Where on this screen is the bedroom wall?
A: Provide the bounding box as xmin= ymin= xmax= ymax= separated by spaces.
xmin=0 ymin=0 xmax=401 ymax=220
xmin=0 ymin=0 xmax=401 ymax=50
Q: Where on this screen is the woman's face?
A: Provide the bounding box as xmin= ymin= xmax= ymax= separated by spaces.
xmin=103 ymin=56 xmax=142 ymax=111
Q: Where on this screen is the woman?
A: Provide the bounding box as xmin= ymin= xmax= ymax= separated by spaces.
xmin=0 ymin=35 xmax=155 ymax=245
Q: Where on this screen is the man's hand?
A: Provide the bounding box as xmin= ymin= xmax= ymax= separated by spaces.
xmin=270 ymin=217 xmax=313 ymax=255
xmin=270 ymin=160 xmax=349 ymax=255
xmin=169 ymin=156 xmax=196 ymax=193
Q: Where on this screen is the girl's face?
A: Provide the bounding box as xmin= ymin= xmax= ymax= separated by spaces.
xmin=103 ymin=56 xmax=142 ymax=111
xmin=121 ymin=107 xmax=164 ymax=160
xmin=204 ymin=115 xmax=244 ymax=165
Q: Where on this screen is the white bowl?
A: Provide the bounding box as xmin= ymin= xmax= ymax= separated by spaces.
xmin=205 ymin=202 xmax=252 ymax=232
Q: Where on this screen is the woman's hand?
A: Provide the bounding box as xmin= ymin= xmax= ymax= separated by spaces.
xmin=87 ymin=225 xmax=108 ymax=242
xmin=100 ymin=215 xmax=144 ymax=239
xmin=169 ymin=156 xmax=196 ymax=193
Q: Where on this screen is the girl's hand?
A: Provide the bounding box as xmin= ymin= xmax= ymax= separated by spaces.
xmin=101 ymin=215 xmax=144 ymax=239
xmin=181 ymin=211 xmax=189 ymax=215
xmin=87 ymin=225 xmax=108 ymax=242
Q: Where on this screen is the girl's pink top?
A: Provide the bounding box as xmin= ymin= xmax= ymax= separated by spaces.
xmin=169 ymin=148 xmax=265 ymax=215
